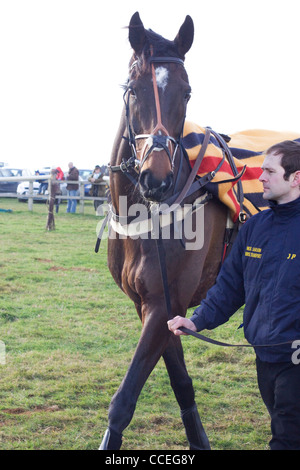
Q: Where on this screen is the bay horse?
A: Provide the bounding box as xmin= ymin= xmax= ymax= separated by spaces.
xmin=99 ymin=12 xmax=229 ymax=450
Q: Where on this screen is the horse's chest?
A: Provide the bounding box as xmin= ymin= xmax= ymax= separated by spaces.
xmin=121 ymin=247 xmax=162 ymax=298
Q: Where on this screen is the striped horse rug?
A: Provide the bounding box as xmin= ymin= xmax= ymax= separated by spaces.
xmin=182 ymin=121 xmax=300 ymax=222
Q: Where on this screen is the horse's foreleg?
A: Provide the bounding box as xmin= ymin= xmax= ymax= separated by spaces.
xmin=99 ymin=311 xmax=170 ymax=450
xmin=162 ymin=335 xmax=211 ymax=450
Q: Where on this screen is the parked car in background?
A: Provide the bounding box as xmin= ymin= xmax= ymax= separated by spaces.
xmin=17 ymin=180 xmax=41 ymax=201
xmin=17 ymin=168 xmax=51 ymax=202
xmin=0 ymin=168 xmax=31 ymax=193
xmin=78 ymin=169 xmax=93 ymax=196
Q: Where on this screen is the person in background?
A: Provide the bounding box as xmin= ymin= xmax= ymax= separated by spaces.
xmin=66 ymin=162 xmax=79 ymax=213
xmin=168 ymin=140 xmax=300 ymax=450
xmin=88 ymin=165 xmax=106 ymax=212
xmin=36 ymin=170 xmax=48 ymax=195
xmin=56 ymin=167 xmax=64 ymax=181
xmin=54 ymin=167 xmax=64 ymax=213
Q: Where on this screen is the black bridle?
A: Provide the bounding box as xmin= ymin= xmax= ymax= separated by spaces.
xmin=121 ymin=53 xmax=188 ymax=179
xmin=109 ymin=53 xmax=241 ymax=210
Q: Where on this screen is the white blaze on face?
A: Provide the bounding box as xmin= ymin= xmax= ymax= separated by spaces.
xmin=155 ymin=67 xmax=168 ymax=91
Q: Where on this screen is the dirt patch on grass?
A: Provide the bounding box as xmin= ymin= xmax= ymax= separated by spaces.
xmin=34 ymin=258 xmax=97 ymax=272
xmin=49 ymin=266 xmax=97 ymax=272
xmin=34 ymin=258 xmax=53 ymax=263
xmin=2 ymin=405 xmax=61 ymax=415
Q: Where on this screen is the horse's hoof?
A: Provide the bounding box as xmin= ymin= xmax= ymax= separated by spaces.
xmin=99 ymin=428 xmax=122 ymax=450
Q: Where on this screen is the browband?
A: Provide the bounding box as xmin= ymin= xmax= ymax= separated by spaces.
xmin=149 ymin=56 xmax=184 ymax=66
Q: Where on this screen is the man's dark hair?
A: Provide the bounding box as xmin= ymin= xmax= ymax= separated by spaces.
xmin=267 ymin=140 xmax=300 ymax=180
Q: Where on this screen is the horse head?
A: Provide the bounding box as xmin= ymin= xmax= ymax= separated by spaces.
xmin=126 ymin=12 xmax=194 ymax=203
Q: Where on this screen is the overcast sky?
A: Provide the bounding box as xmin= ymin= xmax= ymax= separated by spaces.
xmin=1 ymin=0 xmax=299 ymax=172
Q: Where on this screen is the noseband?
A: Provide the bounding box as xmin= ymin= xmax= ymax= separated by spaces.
xmin=124 ymin=50 xmax=186 ymax=172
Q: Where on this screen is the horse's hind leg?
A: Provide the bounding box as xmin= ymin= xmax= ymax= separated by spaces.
xmin=162 ymin=335 xmax=211 ymax=450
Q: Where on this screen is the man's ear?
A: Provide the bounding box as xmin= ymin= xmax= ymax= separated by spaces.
xmin=291 ymin=170 xmax=300 ymax=187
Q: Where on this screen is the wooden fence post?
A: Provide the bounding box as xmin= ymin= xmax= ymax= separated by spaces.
xmin=79 ymin=182 xmax=85 ymax=214
xmin=28 ymin=181 xmax=33 ymax=211
xmin=46 ymin=173 xmax=57 ymax=230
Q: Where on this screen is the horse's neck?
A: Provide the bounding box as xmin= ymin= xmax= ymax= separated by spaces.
xmin=110 ymin=108 xmax=128 ymax=166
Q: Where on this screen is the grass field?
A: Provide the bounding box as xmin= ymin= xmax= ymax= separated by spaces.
xmin=0 ymin=198 xmax=271 ymax=450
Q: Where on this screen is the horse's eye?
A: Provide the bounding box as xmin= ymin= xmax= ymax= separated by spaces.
xmin=184 ymin=92 xmax=191 ymax=102
xmin=129 ymin=88 xmax=137 ymax=100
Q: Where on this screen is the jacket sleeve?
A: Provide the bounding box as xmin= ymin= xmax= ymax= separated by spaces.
xmin=190 ymin=226 xmax=246 ymax=332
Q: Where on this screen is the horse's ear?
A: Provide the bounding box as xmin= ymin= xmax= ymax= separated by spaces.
xmin=174 ymin=15 xmax=194 ymax=57
xmin=129 ymin=12 xmax=146 ymax=56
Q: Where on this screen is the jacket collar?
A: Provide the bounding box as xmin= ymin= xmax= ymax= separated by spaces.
xmin=269 ymin=195 xmax=300 ymax=216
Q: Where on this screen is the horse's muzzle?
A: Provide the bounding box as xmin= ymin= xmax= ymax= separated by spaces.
xmin=139 ymin=170 xmax=173 ymax=202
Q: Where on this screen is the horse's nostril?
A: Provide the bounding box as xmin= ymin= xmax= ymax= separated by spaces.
xmin=139 ymin=170 xmax=151 ymax=190
xmin=139 ymin=171 xmax=173 ymax=201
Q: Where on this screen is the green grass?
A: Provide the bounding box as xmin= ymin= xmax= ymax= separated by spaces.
xmin=0 ymin=198 xmax=271 ymax=450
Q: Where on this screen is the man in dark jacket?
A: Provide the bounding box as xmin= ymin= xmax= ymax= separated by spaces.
xmin=66 ymin=162 xmax=79 ymax=213
xmin=168 ymin=140 xmax=300 ymax=450
xmin=88 ymin=165 xmax=106 ymax=211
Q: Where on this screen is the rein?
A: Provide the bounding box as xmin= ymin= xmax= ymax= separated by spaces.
xmin=178 ymin=328 xmax=296 ymax=348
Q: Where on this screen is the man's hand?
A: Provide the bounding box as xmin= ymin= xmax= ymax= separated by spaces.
xmin=167 ymin=315 xmax=197 ymax=336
